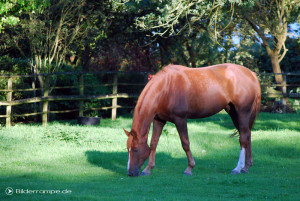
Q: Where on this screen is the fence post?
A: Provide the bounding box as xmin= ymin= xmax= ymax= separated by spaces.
xmin=79 ymin=74 xmax=84 ymax=117
xmin=6 ymin=77 xmax=13 ymax=128
xmin=282 ymin=73 xmax=287 ymax=113
xmin=42 ymin=75 xmax=50 ymax=126
xmin=111 ymin=73 xmax=118 ymax=120
xmin=32 ymin=78 xmax=38 ymax=121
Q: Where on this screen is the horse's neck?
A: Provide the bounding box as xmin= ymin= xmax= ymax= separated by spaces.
xmin=132 ymin=109 xmax=154 ymax=144
xmin=132 ymin=79 xmax=158 ymax=144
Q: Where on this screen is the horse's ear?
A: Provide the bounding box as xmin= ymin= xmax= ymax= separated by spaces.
xmin=123 ymin=129 xmax=131 ymax=137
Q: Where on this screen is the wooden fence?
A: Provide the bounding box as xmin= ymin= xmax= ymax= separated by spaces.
xmin=0 ymin=71 xmax=148 ymax=127
xmin=0 ymin=71 xmax=299 ymax=127
xmin=260 ymin=73 xmax=300 ymax=112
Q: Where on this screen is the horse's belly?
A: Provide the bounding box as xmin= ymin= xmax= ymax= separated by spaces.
xmin=186 ymin=90 xmax=229 ymax=119
xmin=187 ymin=99 xmax=227 ymax=119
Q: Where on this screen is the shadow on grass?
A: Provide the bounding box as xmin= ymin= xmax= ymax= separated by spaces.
xmin=254 ymin=139 xmax=300 ymax=159
xmin=85 ymin=150 xmax=195 ymax=176
xmin=84 ymin=149 xmax=253 ymax=176
xmin=85 ymin=137 xmax=300 ymax=176
xmin=85 ymin=151 xmax=128 ymax=175
xmin=188 ymin=112 xmax=300 ymax=131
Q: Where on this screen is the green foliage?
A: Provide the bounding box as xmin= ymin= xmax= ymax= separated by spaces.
xmin=0 ymin=55 xmax=30 ymax=75
xmin=0 ymin=56 xmax=30 ymax=100
xmin=0 ymin=56 xmax=33 ymax=124
xmin=0 ymin=0 xmax=50 ymax=31
xmin=135 ymin=0 xmax=249 ymax=37
xmin=133 ymin=0 xmax=299 ymax=79
xmin=1 ymin=0 xmax=86 ymax=76
xmin=281 ymin=37 xmax=300 ymax=72
xmin=1 ymin=0 xmax=299 ymax=75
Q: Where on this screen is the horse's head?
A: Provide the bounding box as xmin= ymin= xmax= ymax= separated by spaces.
xmin=124 ymin=129 xmax=150 ymax=177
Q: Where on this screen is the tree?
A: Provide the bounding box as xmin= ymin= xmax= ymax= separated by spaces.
xmin=0 ymin=0 xmax=50 ymax=32
xmin=135 ymin=0 xmax=237 ymax=38
xmin=3 ymin=0 xmax=86 ymax=89
xmin=135 ymin=0 xmax=299 ymax=87
xmin=77 ymin=0 xmax=160 ymax=72
xmin=238 ymin=0 xmax=300 ymax=88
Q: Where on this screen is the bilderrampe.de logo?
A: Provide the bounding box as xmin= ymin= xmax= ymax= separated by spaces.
xmin=5 ymin=187 xmax=13 ymax=195
xmin=5 ymin=187 xmax=72 ymax=195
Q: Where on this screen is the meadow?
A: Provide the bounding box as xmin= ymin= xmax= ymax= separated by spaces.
xmin=0 ymin=112 xmax=299 ymax=201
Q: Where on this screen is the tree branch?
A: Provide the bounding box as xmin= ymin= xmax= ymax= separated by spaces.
xmin=244 ymin=14 xmax=272 ymax=55
xmin=278 ymin=42 xmax=288 ymax=63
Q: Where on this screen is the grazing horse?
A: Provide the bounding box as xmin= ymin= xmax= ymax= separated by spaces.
xmin=124 ymin=63 xmax=261 ymax=177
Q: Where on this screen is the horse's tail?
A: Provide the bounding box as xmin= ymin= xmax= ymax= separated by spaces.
xmin=249 ymin=73 xmax=261 ymax=130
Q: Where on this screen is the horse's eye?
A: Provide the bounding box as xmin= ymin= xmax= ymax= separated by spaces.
xmin=133 ymin=149 xmax=139 ymax=153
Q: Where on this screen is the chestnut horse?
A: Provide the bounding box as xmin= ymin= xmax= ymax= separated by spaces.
xmin=124 ymin=63 xmax=261 ymax=177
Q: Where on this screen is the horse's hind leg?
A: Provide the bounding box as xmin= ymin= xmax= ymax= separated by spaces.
xmin=174 ymin=118 xmax=195 ymax=175
xmin=233 ymin=115 xmax=252 ymax=174
xmin=141 ymin=117 xmax=166 ymax=176
xmin=241 ymin=101 xmax=260 ymax=173
xmin=226 ymin=104 xmax=253 ymax=174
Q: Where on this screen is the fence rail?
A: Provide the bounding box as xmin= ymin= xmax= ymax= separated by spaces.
xmin=0 ymin=71 xmax=149 ymax=127
xmin=0 ymin=71 xmax=299 ymax=127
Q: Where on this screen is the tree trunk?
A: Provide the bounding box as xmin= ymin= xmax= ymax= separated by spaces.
xmin=269 ymin=53 xmax=283 ymax=90
xmin=82 ymin=41 xmax=91 ymax=71
xmin=185 ymin=41 xmax=196 ymax=67
xmin=180 ymin=51 xmax=189 ymax=67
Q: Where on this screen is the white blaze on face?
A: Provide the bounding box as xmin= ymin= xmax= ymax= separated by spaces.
xmin=233 ymin=147 xmax=245 ymax=173
xmin=127 ymin=148 xmax=131 ymax=173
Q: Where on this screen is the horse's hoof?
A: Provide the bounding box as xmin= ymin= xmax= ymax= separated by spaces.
xmin=140 ymin=171 xmax=150 ymax=176
xmin=241 ymin=168 xmax=249 ymax=174
xmin=231 ymin=170 xmax=241 ymax=175
xmin=184 ymin=171 xmax=192 ymax=176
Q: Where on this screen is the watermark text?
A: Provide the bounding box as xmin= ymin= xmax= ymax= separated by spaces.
xmin=5 ymin=187 xmax=72 ymax=195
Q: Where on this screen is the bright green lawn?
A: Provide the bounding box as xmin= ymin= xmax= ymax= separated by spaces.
xmin=0 ymin=112 xmax=299 ymax=201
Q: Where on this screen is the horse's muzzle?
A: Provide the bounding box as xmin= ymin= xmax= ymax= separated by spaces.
xmin=128 ymin=169 xmax=140 ymax=177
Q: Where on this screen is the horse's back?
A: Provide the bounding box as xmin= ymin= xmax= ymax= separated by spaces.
xmin=161 ymin=63 xmax=257 ymax=79
xmin=159 ymin=63 xmax=259 ymax=93
xmin=151 ymin=64 xmax=260 ymax=119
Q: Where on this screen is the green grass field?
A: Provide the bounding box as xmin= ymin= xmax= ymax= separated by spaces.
xmin=0 ymin=112 xmax=299 ymax=201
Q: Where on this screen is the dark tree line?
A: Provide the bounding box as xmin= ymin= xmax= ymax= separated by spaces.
xmin=0 ymin=0 xmax=299 ymax=77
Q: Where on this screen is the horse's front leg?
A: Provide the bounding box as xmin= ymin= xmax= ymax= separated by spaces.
xmin=141 ymin=118 xmax=165 ymax=176
xmin=175 ymin=118 xmax=196 ymax=175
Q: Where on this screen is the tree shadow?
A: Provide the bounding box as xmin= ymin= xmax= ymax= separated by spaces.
xmin=254 ymin=140 xmax=300 ymax=159
xmin=253 ymin=118 xmax=300 ymax=131
xmin=187 ymin=112 xmax=300 ymax=131
xmin=85 ymin=151 xmax=128 ymax=175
